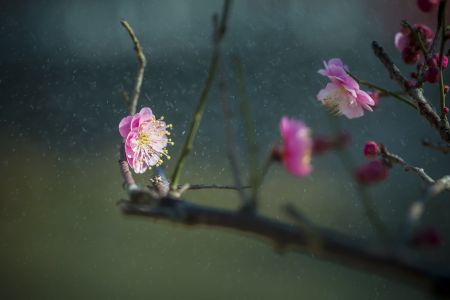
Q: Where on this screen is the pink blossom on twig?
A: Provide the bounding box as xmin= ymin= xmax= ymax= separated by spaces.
xmin=119 ymin=107 xmax=173 ymax=174
xmin=317 ymin=58 xmax=375 ymax=119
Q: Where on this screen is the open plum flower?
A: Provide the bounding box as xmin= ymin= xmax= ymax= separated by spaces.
xmin=119 ymin=107 xmax=173 ymax=174
xmin=278 ymin=117 xmax=313 ymax=177
xmin=317 ymin=58 xmax=375 ymax=119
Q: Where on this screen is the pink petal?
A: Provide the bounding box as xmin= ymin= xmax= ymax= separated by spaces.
xmin=394 ymin=32 xmax=408 ymax=51
xmin=118 ymin=116 xmax=133 ymax=139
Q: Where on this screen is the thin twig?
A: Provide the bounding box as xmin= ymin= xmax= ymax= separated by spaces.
xmin=437 ymin=0 xmax=448 ymax=119
xmin=170 ymin=0 xmax=232 ymax=191
xmin=372 ymin=41 xmax=450 ymax=143
xmin=234 ymin=56 xmax=259 ymax=210
xmin=120 ymin=20 xmax=147 ymax=115
xmin=118 ymin=21 xmax=147 ymax=192
xmin=379 ymin=144 xmax=435 ymax=184
xmin=179 ymin=184 xmax=251 ymax=191
xmin=422 ymin=138 xmax=450 ymax=154
xmin=120 ymin=197 xmax=450 ymax=297
xmin=219 ymin=79 xmax=247 ymax=202
xmin=347 ymin=72 xmax=416 ymax=109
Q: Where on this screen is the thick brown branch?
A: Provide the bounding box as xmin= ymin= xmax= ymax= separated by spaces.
xmin=379 ymin=144 xmax=435 ymax=184
xmin=120 ymin=197 xmax=450 ymax=296
xmin=371 ymin=41 xmax=450 ymax=143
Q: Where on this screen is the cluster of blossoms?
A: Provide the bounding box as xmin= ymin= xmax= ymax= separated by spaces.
xmin=317 ymin=58 xmax=375 ymax=119
xmin=119 ymin=107 xmax=173 ymax=174
xmin=394 ymin=24 xmax=433 ymax=64
xmin=117 ymin=0 xmax=445 ymax=184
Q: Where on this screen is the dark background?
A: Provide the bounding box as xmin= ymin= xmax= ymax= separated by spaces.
xmin=1 ymin=0 xmax=449 ymax=299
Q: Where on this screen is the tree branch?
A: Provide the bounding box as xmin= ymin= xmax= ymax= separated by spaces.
xmin=379 ymin=144 xmax=435 ymax=184
xmin=119 ymin=196 xmax=450 ymax=297
xmin=422 ymin=138 xmax=450 ymax=154
xmin=371 ymin=41 xmax=450 ymax=143
xmin=120 ymin=20 xmax=147 ymax=116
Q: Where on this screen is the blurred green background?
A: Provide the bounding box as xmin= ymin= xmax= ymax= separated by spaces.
xmin=1 ymin=0 xmax=449 ymax=299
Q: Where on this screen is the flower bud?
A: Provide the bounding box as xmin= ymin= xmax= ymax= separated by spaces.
xmin=443 ymin=106 xmax=449 ymax=114
xmin=354 ymin=160 xmax=389 ymax=185
xmin=417 ymin=0 xmax=439 ymax=13
xmin=424 ymin=66 xmax=440 ymax=83
xmin=363 ymin=141 xmax=379 ymax=159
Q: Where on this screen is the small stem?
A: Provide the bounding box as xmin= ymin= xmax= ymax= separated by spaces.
xmin=438 ymin=0 xmax=448 ymax=119
xmin=120 ymin=20 xmax=146 ymax=115
xmin=180 ymin=184 xmax=251 ymax=191
xmin=170 ymin=0 xmax=231 ymax=190
xmin=379 ymin=144 xmax=435 ymax=184
xmin=347 ymin=72 xmax=416 ymax=109
xmin=219 ymin=79 xmax=247 ymax=202
xmin=118 ymin=21 xmax=146 ymax=192
xmin=234 ymin=56 xmax=259 ymax=208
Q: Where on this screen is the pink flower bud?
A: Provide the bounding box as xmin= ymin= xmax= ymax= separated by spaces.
xmin=424 ymin=66 xmax=440 ymax=83
xmin=354 ymin=160 xmax=389 ymax=185
xmin=444 ymin=85 xmax=449 ymax=94
xmin=363 ymin=141 xmax=379 ymax=159
xmin=417 ymin=0 xmax=439 ymax=12
xmin=444 ymin=107 xmax=449 ymax=114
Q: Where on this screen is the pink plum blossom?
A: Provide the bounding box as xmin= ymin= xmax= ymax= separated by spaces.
xmin=279 ymin=117 xmax=312 ymax=177
xmin=317 ymin=58 xmax=375 ymax=119
xmin=119 ymin=107 xmax=173 ymax=174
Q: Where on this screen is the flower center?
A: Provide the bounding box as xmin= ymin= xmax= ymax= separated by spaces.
xmin=138 ymin=131 xmax=150 ymax=146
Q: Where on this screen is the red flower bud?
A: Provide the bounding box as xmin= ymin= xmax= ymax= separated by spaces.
xmin=444 ymin=85 xmax=449 ymax=94
xmin=417 ymin=0 xmax=439 ymax=13
xmin=424 ymin=66 xmax=440 ymax=83
xmin=354 ymin=160 xmax=389 ymax=185
xmin=444 ymin=106 xmax=449 ymax=114
xmin=363 ymin=141 xmax=379 ymax=159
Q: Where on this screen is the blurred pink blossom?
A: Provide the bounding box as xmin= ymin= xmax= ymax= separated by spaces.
xmin=354 ymin=160 xmax=389 ymax=185
xmin=317 ymin=58 xmax=375 ymax=119
xmin=119 ymin=107 xmax=172 ymax=174
xmin=279 ymin=117 xmax=313 ymax=177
